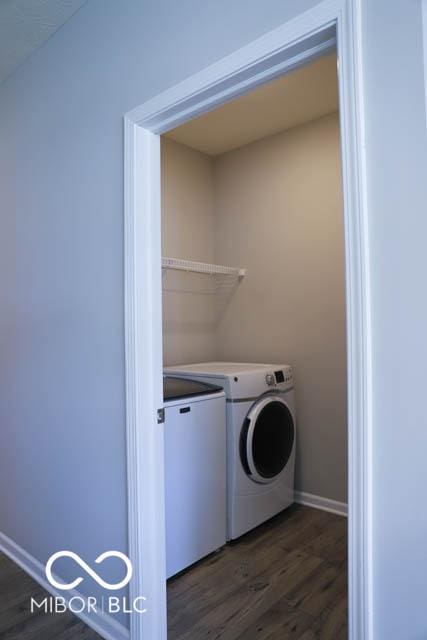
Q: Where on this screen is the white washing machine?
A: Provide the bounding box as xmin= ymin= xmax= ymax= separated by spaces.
xmin=164 ymin=363 xmax=296 ymax=540
xmin=163 ymin=376 xmax=227 ymax=577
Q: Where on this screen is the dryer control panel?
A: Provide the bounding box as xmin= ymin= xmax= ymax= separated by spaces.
xmin=275 ymin=368 xmax=293 ymax=383
xmin=265 ymin=373 xmax=275 ymax=386
xmin=264 ymin=367 xmax=293 ymax=387
xmin=275 ymin=367 xmax=293 ymax=385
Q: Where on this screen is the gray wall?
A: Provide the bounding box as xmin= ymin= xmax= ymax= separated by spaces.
xmin=0 ymin=0 xmax=426 ymax=638
xmin=161 ymin=138 xmax=217 ymax=365
xmin=0 ymin=0 xmax=321 ymax=626
xmin=215 ymin=113 xmax=347 ymax=503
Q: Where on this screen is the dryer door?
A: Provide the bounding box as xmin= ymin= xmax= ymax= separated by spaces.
xmin=240 ymin=395 xmax=295 ymax=484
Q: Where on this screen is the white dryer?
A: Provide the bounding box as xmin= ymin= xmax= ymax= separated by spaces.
xmin=164 ymin=363 xmax=296 ymax=540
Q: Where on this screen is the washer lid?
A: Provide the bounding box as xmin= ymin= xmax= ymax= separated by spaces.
xmin=163 ymin=376 xmax=223 ymax=401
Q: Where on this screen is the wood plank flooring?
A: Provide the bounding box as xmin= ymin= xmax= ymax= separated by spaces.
xmin=0 ymin=505 xmax=346 ymax=640
xmin=168 ymin=505 xmax=347 ymax=640
xmin=0 ymin=553 xmax=103 ymax=640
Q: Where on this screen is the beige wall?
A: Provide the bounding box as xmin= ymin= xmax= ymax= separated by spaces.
xmin=214 ymin=112 xmax=347 ymax=502
xmin=161 ymin=113 xmax=347 ymax=502
xmin=161 ymin=138 xmax=216 ymax=365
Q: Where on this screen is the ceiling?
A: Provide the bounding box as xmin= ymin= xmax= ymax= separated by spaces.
xmin=166 ymin=53 xmax=338 ymax=156
xmin=0 ymin=0 xmax=88 ymax=86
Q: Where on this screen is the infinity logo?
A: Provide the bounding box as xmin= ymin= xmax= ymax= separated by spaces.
xmin=45 ymin=551 xmax=133 ymax=591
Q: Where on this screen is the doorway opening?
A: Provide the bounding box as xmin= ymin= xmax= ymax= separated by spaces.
xmin=162 ymin=49 xmax=348 ymax=639
xmin=124 ymin=7 xmax=371 ymax=640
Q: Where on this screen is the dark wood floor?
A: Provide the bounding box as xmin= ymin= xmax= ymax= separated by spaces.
xmin=0 ymin=505 xmax=346 ymax=640
xmin=168 ymin=505 xmax=347 ymax=640
xmin=0 ymin=552 xmax=103 ymax=640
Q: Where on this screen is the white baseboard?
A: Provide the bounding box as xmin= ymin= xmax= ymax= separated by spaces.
xmin=294 ymin=490 xmax=348 ymax=517
xmin=0 ymin=531 xmax=129 ymax=640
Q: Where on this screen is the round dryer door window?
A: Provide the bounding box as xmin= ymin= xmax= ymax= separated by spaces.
xmin=240 ymin=396 xmax=295 ymax=484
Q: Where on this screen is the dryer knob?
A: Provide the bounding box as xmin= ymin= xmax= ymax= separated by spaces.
xmin=265 ymin=373 xmax=275 ymax=386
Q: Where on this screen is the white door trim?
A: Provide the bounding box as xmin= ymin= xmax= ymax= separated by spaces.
xmin=124 ymin=1 xmax=372 ymax=639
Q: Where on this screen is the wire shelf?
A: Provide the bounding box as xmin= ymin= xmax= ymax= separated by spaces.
xmin=161 ymin=257 xmax=246 ymax=279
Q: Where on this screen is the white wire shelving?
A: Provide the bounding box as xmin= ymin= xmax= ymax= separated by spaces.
xmin=161 ymin=257 xmax=246 ymax=280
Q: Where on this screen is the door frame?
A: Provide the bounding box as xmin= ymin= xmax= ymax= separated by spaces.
xmin=123 ymin=1 xmax=372 ymax=638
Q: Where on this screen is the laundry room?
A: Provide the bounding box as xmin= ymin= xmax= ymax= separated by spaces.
xmin=161 ymin=51 xmax=348 ymax=639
